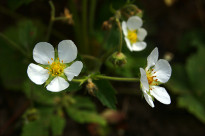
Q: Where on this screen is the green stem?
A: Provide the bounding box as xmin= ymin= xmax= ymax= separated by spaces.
xmin=116 ymin=19 xmax=123 ymax=53
xmin=45 ymin=1 xmax=55 ymax=41
xmin=71 ymin=75 xmax=139 ymax=83
xmin=71 ymin=79 xmax=85 ymax=83
xmin=0 ymin=33 xmax=27 ymax=56
xmin=96 ymin=75 xmax=139 ymax=82
xmin=89 ymin=0 xmax=96 ymax=33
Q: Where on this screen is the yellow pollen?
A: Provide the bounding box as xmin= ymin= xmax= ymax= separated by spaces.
xmin=48 ymin=61 xmax=50 ymax=64
xmin=57 ymin=57 xmax=59 ymax=60
xmin=51 ymin=58 xmax=53 ymax=60
xmin=146 ymin=69 xmax=158 ymax=86
xmin=49 ymin=61 xmax=66 ymax=76
xmin=127 ymin=30 xmax=137 ymax=44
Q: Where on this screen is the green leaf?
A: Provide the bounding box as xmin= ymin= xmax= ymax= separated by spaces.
xmin=0 ymin=20 xmax=45 ymax=90
xmin=65 ymin=96 xmax=106 ymax=125
xmin=167 ymin=64 xmax=190 ymax=95
xmin=94 ymin=80 xmax=117 ymax=109
xmin=186 ymin=47 xmax=205 ymax=93
xmin=50 ymin=115 xmax=66 ymax=136
xmin=21 ymin=107 xmax=54 ymax=136
xmin=178 ymin=94 xmax=205 ymax=123
xmin=21 ymin=120 xmax=49 ymax=136
xmin=23 ymin=80 xmax=58 ymax=105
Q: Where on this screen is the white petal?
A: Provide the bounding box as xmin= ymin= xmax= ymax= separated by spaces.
xmin=124 ymin=37 xmax=133 ymax=51
xmin=144 ymin=92 xmax=155 ymax=108
xmin=46 ymin=77 xmax=69 ymax=92
xmin=33 ymin=42 xmax=55 ymax=65
xmin=132 ymin=42 xmax=146 ymax=51
xmin=122 ymin=21 xmax=128 ymax=36
xmin=58 ymin=40 xmax=77 ymax=63
xmin=138 ymin=28 xmax=147 ymax=41
xmin=146 ymin=47 xmax=158 ymax=71
xmin=127 ymin=16 xmax=142 ymax=30
xmin=64 ymin=61 xmax=83 ymax=81
xmin=140 ymin=68 xmax=149 ymax=92
xmin=27 ymin=63 xmax=49 ymax=85
xmin=150 ymin=86 xmax=171 ymax=105
xmin=152 ymin=59 xmax=172 ymax=83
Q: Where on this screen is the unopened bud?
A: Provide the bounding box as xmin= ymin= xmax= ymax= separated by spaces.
xmin=63 ymin=8 xmax=74 ymax=24
xmin=120 ymin=4 xmax=143 ymax=19
xmin=102 ymin=21 xmax=112 ymax=31
xmin=86 ymin=79 xmax=98 ymax=96
xmin=110 ymin=52 xmax=127 ymax=67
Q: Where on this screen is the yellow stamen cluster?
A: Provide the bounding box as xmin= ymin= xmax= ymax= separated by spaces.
xmin=146 ymin=69 xmax=158 ymax=86
xmin=127 ymin=30 xmax=138 ymax=44
xmin=46 ymin=58 xmax=66 ymax=76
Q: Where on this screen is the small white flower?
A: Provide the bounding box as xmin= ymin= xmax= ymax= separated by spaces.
xmin=122 ymin=16 xmax=147 ymax=51
xmin=27 ymin=40 xmax=83 ymax=92
xmin=140 ymin=47 xmax=171 ymax=107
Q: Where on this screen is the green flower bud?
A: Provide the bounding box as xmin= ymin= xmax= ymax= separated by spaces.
xmin=110 ymin=52 xmax=127 ymax=67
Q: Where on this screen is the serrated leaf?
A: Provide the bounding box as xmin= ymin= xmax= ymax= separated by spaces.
xmin=50 ymin=115 xmax=66 ymax=136
xmin=94 ymin=80 xmax=117 ymax=109
xmin=178 ymin=94 xmax=205 ymax=123
xmin=65 ymin=96 xmax=106 ymax=125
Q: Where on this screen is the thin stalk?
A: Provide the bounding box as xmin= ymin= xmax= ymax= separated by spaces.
xmin=96 ymin=75 xmax=139 ymax=82
xmin=71 ymin=79 xmax=85 ymax=83
xmin=116 ymin=19 xmax=123 ymax=53
xmin=68 ymin=0 xmax=82 ymax=51
xmin=45 ymin=1 xmax=55 ymax=41
xmin=89 ymin=0 xmax=96 ymax=33
xmin=0 ymin=33 xmax=27 ymax=56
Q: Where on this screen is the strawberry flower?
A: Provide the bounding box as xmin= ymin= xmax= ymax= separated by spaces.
xmin=27 ymin=40 xmax=83 ymax=92
xmin=122 ymin=16 xmax=147 ymax=51
xmin=140 ymin=47 xmax=171 ymax=107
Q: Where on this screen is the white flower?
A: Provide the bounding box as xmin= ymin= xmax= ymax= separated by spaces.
xmin=122 ymin=16 xmax=147 ymax=52
xmin=27 ymin=40 xmax=83 ymax=92
xmin=140 ymin=47 xmax=171 ymax=107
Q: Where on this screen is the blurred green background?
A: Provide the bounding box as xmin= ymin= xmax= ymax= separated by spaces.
xmin=0 ymin=0 xmax=205 ymax=136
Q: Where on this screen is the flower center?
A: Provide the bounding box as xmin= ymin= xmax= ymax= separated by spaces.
xmin=47 ymin=58 xmax=66 ymax=76
xmin=127 ymin=30 xmax=137 ymax=44
xmin=146 ymin=69 xmax=158 ymax=86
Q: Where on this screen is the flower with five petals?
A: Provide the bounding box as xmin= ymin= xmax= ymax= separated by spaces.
xmin=140 ymin=47 xmax=171 ymax=107
xmin=27 ymin=40 xmax=83 ymax=92
xmin=122 ymin=16 xmax=147 ymax=51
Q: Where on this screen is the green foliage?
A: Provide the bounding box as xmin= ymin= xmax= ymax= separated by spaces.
xmin=65 ymin=96 xmax=106 ymax=125
xmin=186 ymin=46 xmax=205 ymax=93
xmin=94 ymin=80 xmax=117 ymax=109
xmin=178 ymin=94 xmax=205 ymax=123
xmin=0 ymin=20 xmax=44 ymax=90
xmin=23 ymin=80 xmax=58 ymax=105
xmin=50 ymin=115 xmax=66 ymax=136
xmin=21 ymin=107 xmax=66 ymax=136
xmin=168 ymin=36 xmax=205 ymax=123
